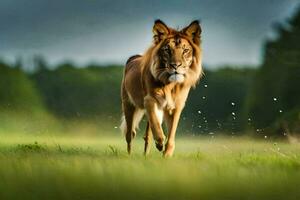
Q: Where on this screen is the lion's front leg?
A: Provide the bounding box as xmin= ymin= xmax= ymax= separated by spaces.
xmin=163 ymin=87 xmax=190 ymax=157
xmin=144 ymin=95 xmax=165 ymax=151
xmin=163 ymin=108 xmax=183 ymax=157
xmin=164 ymin=83 xmax=176 ymax=112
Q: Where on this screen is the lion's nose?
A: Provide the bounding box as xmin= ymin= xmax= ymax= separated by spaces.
xmin=170 ymin=63 xmax=182 ymax=69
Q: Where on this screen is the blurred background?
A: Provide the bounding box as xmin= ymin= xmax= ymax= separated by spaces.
xmin=0 ymin=0 xmax=299 ymax=138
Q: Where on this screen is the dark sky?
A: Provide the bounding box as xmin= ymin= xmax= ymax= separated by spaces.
xmin=0 ymin=0 xmax=299 ymax=68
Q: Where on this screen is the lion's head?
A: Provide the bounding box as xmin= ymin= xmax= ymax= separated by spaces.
xmin=149 ymin=20 xmax=202 ymax=85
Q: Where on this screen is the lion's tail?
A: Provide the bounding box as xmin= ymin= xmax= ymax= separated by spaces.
xmin=120 ymin=115 xmax=127 ymax=135
xmin=120 ymin=109 xmax=144 ymax=136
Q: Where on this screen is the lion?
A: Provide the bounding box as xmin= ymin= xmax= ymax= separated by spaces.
xmin=121 ymin=19 xmax=203 ymax=157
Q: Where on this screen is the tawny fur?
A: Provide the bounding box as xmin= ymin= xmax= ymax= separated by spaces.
xmin=121 ymin=20 xmax=203 ymax=157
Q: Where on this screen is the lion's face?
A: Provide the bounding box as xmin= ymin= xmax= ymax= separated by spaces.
xmin=151 ymin=20 xmax=201 ymax=84
xmin=158 ymin=37 xmax=193 ymax=83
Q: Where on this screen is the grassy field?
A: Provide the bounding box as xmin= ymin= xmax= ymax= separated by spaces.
xmin=0 ymin=133 xmax=300 ymax=200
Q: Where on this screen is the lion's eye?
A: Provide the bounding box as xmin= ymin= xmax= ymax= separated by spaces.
xmin=183 ymin=49 xmax=189 ymax=54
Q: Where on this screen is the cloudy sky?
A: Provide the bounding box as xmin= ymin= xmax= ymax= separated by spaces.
xmin=0 ymin=0 xmax=299 ymax=68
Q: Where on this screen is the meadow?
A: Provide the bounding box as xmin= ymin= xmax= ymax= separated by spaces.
xmin=0 ymin=131 xmax=299 ymax=200
xmin=0 ymin=3 xmax=299 ymax=200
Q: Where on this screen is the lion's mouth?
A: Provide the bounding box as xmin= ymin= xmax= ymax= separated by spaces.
xmin=168 ymin=73 xmax=185 ymax=83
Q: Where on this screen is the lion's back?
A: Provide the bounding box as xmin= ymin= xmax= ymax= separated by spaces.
xmin=122 ymin=54 xmax=145 ymax=108
xmin=125 ymin=54 xmax=142 ymax=73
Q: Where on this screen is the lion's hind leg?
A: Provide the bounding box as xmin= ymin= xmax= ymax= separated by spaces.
xmin=121 ymin=101 xmax=144 ymax=154
xmin=143 ymin=122 xmax=152 ymax=156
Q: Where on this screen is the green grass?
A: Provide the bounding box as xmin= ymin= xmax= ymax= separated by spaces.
xmin=0 ymin=134 xmax=300 ymax=200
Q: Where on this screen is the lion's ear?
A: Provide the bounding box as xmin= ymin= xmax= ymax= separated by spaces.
xmin=153 ymin=19 xmax=169 ymax=44
xmin=182 ymin=20 xmax=202 ymax=45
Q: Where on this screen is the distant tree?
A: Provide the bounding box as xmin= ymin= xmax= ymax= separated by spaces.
xmin=245 ymin=7 xmax=300 ymax=135
xmin=0 ymin=61 xmax=45 ymax=113
xmin=33 ymin=55 xmax=48 ymax=72
xmin=183 ymin=67 xmax=256 ymax=134
xmin=14 ymin=56 xmax=23 ymax=70
xmin=31 ymin=64 xmax=123 ymax=119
